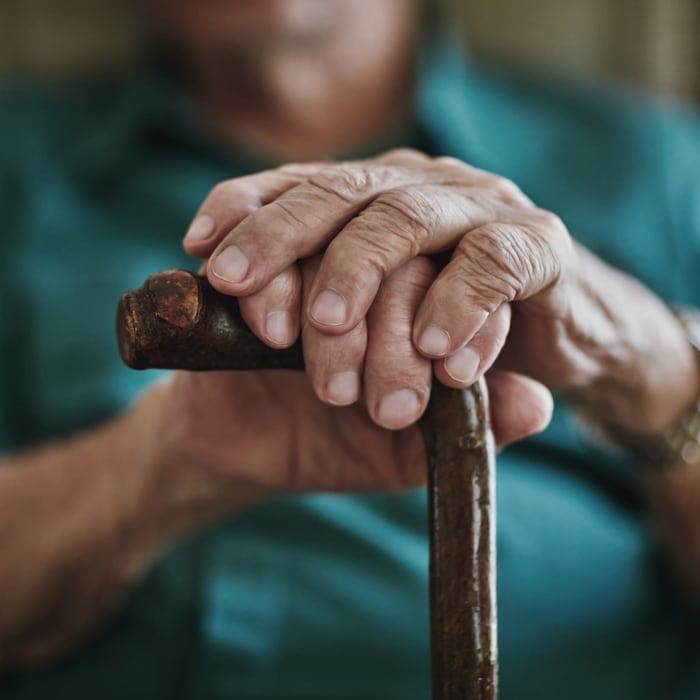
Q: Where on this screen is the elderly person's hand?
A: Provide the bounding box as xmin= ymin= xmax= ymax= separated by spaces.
xmin=184 ymin=149 xmax=699 ymax=442
xmin=182 ymin=150 xmax=554 ymax=428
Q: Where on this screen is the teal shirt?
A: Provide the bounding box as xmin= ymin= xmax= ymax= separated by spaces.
xmin=2 ymin=37 xmax=700 ymax=699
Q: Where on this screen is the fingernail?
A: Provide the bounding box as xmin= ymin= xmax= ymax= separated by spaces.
xmin=185 ymin=214 xmax=215 ymax=243
xmin=310 ymin=289 xmax=348 ymax=326
xmin=265 ymin=311 xmax=292 ymax=345
xmin=212 ymin=246 xmax=249 ymax=284
xmin=444 ymin=347 xmax=480 ymax=384
xmin=418 ymin=325 xmax=450 ymax=356
xmin=377 ymin=389 xmax=420 ymax=429
xmin=326 ymin=371 xmax=360 ymax=405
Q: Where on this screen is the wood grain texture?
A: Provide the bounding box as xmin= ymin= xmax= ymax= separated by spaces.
xmin=420 ymin=382 xmax=497 ymax=700
xmin=117 ymin=269 xmax=497 ymax=699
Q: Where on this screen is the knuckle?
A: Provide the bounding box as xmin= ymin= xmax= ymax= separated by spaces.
xmin=469 ymin=220 xmax=569 ymax=294
xmin=308 ymin=164 xmax=383 ymax=202
xmin=433 ymin=155 xmax=475 ymax=176
xmin=459 ymin=189 xmax=499 ymax=222
xmin=533 ymin=208 xmax=566 ymax=232
xmin=372 ymin=188 xmax=435 ymax=251
xmin=209 ymin=179 xmax=258 ymax=214
xmin=433 ymin=155 xmax=464 ymax=168
xmin=456 ymin=224 xmax=525 ymax=302
xmin=209 ymin=180 xmax=234 ymax=198
xmin=382 ymin=147 xmax=429 ymax=162
xmin=491 ymin=176 xmax=529 ymax=205
xmin=276 ymin=162 xmax=316 ymax=175
xmin=268 ymin=198 xmax=309 ymax=232
xmin=529 ymin=209 xmax=573 ymax=261
xmin=326 ymin=228 xmax=390 ymax=281
xmin=208 ymin=179 xmax=240 ymax=204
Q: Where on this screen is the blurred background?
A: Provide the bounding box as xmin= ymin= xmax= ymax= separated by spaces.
xmin=0 ymin=0 xmax=698 ymax=105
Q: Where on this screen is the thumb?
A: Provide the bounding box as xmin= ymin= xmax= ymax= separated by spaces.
xmin=484 ymin=371 xmax=553 ymax=449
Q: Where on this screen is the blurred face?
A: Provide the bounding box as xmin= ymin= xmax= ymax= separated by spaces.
xmin=149 ymin=0 xmax=414 ymax=55
xmin=147 ymin=0 xmax=418 ymax=158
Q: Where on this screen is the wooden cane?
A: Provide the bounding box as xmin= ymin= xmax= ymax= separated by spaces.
xmin=117 ymin=269 xmax=497 ymax=700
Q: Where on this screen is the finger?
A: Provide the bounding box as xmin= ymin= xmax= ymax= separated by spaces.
xmin=484 ymin=370 xmax=553 ymax=449
xmin=303 ymin=322 xmax=367 ymax=406
xmin=364 ymin=256 xmax=436 ymax=430
xmin=300 ymin=257 xmax=366 ymax=405
xmin=238 ymin=265 xmax=302 ymax=348
xmin=305 ymin=185 xmax=517 ymax=335
xmin=432 ymin=303 xmax=511 ymax=389
xmin=413 ymin=214 xmax=571 ymax=357
xmin=205 ymin=162 xmax=424 ymax=297
xmin=375 ymin=148 xmax=432 ymax=168
xmin=183 ymin=163 xmax=326 ymax=258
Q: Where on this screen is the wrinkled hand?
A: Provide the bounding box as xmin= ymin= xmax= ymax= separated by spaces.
xmin=158 ymin=256 xmax=550 ymax=497
xmin=184 ymin=149 xmax=564 ymax=434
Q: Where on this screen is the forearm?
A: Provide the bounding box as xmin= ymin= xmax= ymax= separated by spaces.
xmin=0 ymin=383 xmax=260 ymax=669
xmin=552 ymin=245 xmax=700 ymax=598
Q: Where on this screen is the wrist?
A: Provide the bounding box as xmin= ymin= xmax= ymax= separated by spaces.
xmin=122 ymin=380 xmax=268 ymax=561
xmin=0 ymin=383 xmax=269 ymax=668
xmin=584 ymin=308 xmax=700 ymax=441
xmin=583 ymin=308 xmax=700 ymax=469
xmin=562 ymin=251 xmax=700 ymax=440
